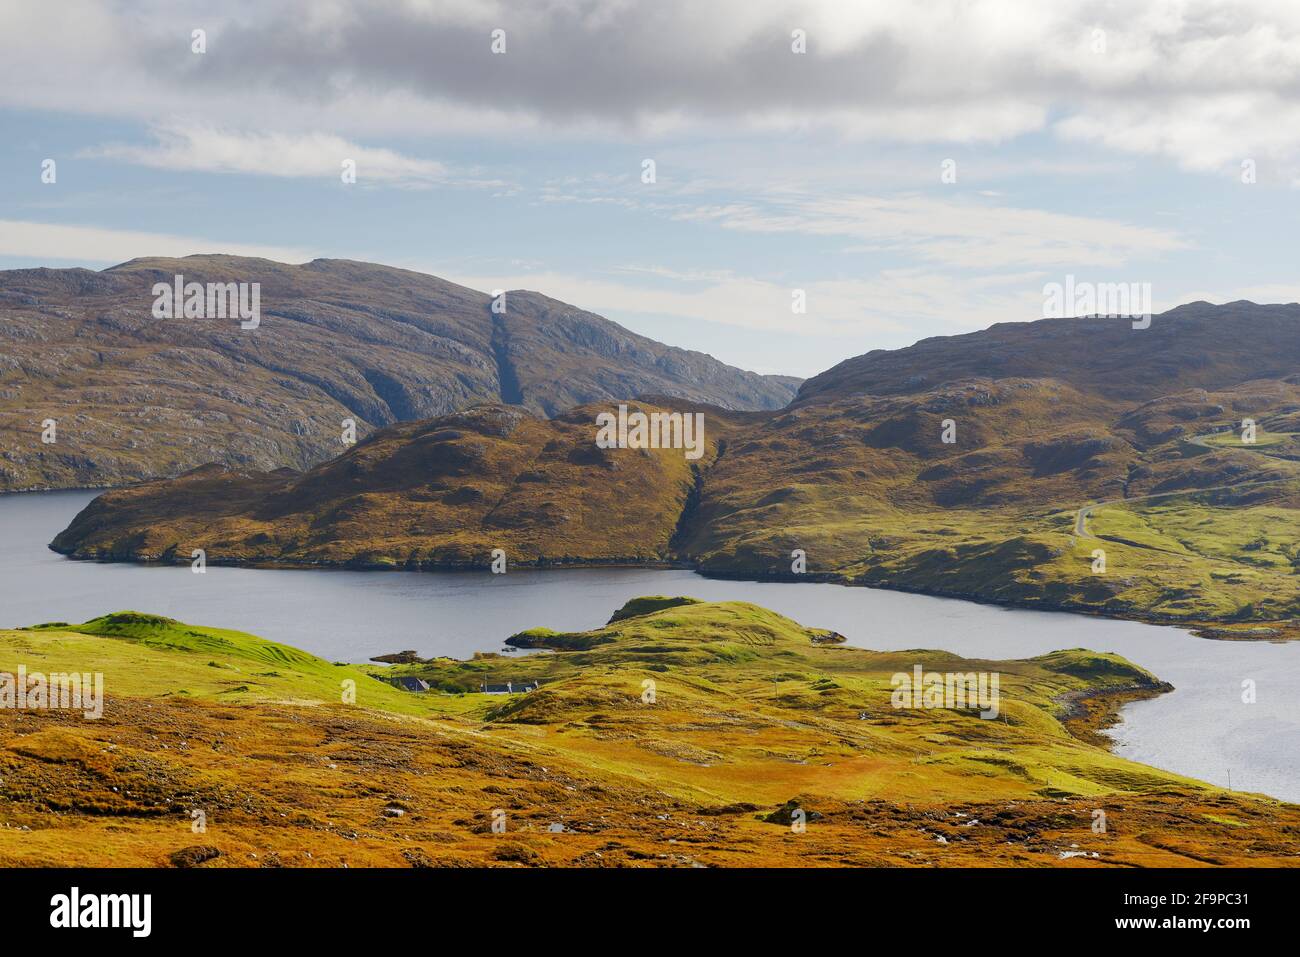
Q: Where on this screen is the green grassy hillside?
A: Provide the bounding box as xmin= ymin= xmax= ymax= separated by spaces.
xmin=3 ymin=599 xmax=1295 ymax=867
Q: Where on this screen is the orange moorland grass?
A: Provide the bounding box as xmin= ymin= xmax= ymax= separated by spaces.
xmin=2 ymin=601 xmax=1298 ymax=868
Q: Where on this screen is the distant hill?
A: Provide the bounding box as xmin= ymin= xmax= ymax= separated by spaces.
xmin=52 ymin=401 xmax=756 ymax=567
xmin=796 ymin=301 xmax=1300 ymax=404
xmin=0 ymin=255 xmax=799 ymax=490
xmin=50 ymin=303 xmax=1300 ymax=634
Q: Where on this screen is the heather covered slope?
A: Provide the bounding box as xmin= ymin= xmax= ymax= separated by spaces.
xmin=3 ymin=601 xmax=1295 ymax=867
xmin=50 ymin=307 xmax=1300 ymax=633
xmin=52 ymin=401 xmax=758 ymax=567
xmin=681 ymin=375 xmax=1300 ymax=630
xmin=0 ymin=255 xmax=798 ymax=490
xmin=687 ymin=305 xmax=1300 ymax=628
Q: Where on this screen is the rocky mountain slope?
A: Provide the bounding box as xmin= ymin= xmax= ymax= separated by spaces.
xmin=51 ymin=304 xmax=1300 ymax=634
xmin=0 ymin=255 xmax=798 ymax=490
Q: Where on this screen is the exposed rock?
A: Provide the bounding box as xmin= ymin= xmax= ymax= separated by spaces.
xmin=169 ymin=845 xmax=222 ymax=868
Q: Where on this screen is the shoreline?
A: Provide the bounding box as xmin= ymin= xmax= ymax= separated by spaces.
xmin=45 ymin=542 xmax=1297 ymax=643
xmin=0 ymin=484 xmax=117 ymax=496
xmin=1055 ymin=683 xmax=1176 ymax=750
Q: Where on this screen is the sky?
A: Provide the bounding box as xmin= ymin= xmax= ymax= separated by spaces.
xmin=3 ymin=0 xmax=1300 ymax=378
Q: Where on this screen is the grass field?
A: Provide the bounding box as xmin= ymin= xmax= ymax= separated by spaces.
xmin=2 ymin=601 xmax=1297 ymax=867
xmin=1199 ymin=430 xmax=1297 ymax=450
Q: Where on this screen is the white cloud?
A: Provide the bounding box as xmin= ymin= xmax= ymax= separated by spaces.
xmin=0 ymin=220 xmax=314 ymax=265
xmin=83 ymin=123 xmax=465 ymax=188
xmin=673 ymin=193 xmax=1189 ymax=270
xmin=6 ymin=0 xmax=1300 ymax=177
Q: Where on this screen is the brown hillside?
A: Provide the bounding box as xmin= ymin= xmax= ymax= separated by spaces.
xmin=0 ymin=255 xmax=798 ymax=490
xmin=50 ymin=306 xmax=1300 ymax=633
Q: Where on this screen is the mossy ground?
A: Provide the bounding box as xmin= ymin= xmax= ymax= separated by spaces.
xmin=2 ymin=600 xmax=1297 ymax=867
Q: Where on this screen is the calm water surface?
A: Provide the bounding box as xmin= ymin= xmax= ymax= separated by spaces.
xmin=3 ymin=491 xmax=1298 ymax=802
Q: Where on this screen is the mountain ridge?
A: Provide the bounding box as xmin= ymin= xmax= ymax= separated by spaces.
xmin=0 ymin=254 xmax=799 ymax=491
xmin=797 ymin=300 xmax=1300 ymax=405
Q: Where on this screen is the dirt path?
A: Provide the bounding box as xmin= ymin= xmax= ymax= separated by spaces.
xmin=1072 ymin=429 xmax=1299 ymax=541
